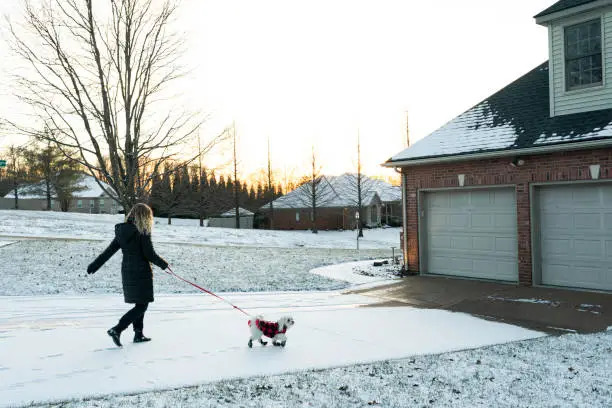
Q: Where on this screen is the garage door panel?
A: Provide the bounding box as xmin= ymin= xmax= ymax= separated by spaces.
xmin=450 ymin=214 xmax=469 ymax=227
xmin=451 ymin=236 xmax=472 ymax=250
xmin=494 ymin=213 xmax=515 ymax=228
xmin=471 ymin=192 xmax=492 ymax=206
xmin=423 ymin=189 xmax=517 ymax=281
xmin=429 ymin=235 xmax=451 ymax=250
xmin=541 ymin=213 xmax=571 ymax=230
xmin=495 ymin=237 xmax=516 ymax=253
xmin=537 ymin=184 xmax=612 ymax=291
xmin=450 ymin=194 xmax=469 ymax=207
xmin=472 ymin=214 xmax=492 ymax=228
xmin=574 ymin=214 xmax=602 ymax=230
xmin=428 ymin=194 xmax=449 ymax=208
xmin=541 ymin=238 xmax=570 ymax=254
xmin=604 ymin=213 xmax=612 ymax=229
xmin=472 ymin=236 xmax=494 ymax=251
xmin=573 ymin=240 xmax=603 ymax=257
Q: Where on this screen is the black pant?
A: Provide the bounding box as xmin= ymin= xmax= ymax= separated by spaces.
xmin=115 ymin=303 xmax=148 ymax=332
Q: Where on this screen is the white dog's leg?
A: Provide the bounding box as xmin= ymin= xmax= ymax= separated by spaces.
xmin=248 ymin=321 xmax=265 ymax=348
xmin=272 ymin=333 xmax=287 ymax=347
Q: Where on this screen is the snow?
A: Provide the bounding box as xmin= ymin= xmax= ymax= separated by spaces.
xmin=389 ymin=102 xmax=519 ymax=162
xmin=0 ymin=210 xmax=401 ymax=250
xmin=219 ymin=207 xmax=255 ymax=217
xmin=0 ymin=210 xmax=611 ymax=407
xmin=269 ymin=173 xmax=400 ymax=209
xmin=3 ymin=173 xmax=115 ymax=199
xmin=488 ymin=296 xmax=561 ymax=305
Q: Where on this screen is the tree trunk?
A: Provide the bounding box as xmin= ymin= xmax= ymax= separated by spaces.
xmin=45 ymin=179 xmax=52 ymax=210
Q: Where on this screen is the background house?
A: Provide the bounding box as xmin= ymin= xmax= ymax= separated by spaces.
xmin=0 ymin=173 xmax=122 ymax=214
xmin=260 ymin=173 xmax=399 ymax=230
xmin=208 ymin=207 xmax=254 ymax=229
xmin=385 ymin=0 xmax=612 ymax=292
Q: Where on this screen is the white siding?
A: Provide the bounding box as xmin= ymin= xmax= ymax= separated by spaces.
xmin=549 ymin=8 xmax=612 ymax=116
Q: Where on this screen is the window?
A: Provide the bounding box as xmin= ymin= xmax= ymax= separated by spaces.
xmin=565 ymin=19 xmax=602 ymax=91
xmin=295 ymin=212 xmax=300 ymax=222
xmin=90 ymin=200 xmax=95 ymax=208
xmin=77 ymin=200 xmax=83 ymax=208
xmin=99 ymin=199 xmax=104 ymax=208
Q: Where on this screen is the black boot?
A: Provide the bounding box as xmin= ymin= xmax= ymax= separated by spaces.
xmin=107 ymin=327 xmax=122 ymax=347
xmin=134 ymin=330 xmax=151 ymax=343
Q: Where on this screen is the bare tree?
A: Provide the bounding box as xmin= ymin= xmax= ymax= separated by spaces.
xmin=231 ymin=122 xmax=240 ymax=229
xmin=6 ymin=0 xmax=228 ymax=210
xmin=24 ymin=132 xmax=85 ymax=211
xmin=5 ymin=145 xmax=29 ymax=209
xmin=345 ymin=130 xmax=377 ymax=237
xmin=292 ymin=146 xmax=336 ymax=233
xmin=265 ymin=136 xmax=275 ymax=229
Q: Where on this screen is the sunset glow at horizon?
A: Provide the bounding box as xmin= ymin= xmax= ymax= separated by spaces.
xmin=0 ymin=0 xmax=556 ymax=183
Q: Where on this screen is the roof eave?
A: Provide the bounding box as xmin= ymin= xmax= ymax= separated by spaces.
xmin=383 ymin=138 xmax=612 ymax=168
xmin=535 ymin=0 xmax=612 ymax=25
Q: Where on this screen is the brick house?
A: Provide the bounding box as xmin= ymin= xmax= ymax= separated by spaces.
xmin=385 ymin=0 xmax=612 ymax=291
xmin=261 ymin=173 xmax=399 ymax=230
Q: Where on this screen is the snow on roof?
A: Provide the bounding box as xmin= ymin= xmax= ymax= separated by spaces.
xmin=264 ymin=173 xmax=399 ymax=210
xmin=218 ymin=207 xmax=254 ymax=217
xmin=387 ymin=62 xmax=612 ymax=164
xmin=389 ymin=101 xmax=520 ymax=162
xmin=3 ymin=173 xmax=116 ymax=199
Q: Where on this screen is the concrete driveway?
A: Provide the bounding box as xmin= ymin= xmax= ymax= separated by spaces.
xmin=349 ymin=275 xmax=612 ymax=334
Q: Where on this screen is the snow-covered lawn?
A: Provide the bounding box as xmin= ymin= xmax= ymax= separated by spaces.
xmin=0 ymin=210 xmax=611 ymax=407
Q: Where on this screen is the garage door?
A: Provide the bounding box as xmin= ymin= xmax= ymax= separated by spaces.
xmin=536 ymin=184 xmax=612 ymax=291
xmin=422 ymin=189 xmax=517 ymax=281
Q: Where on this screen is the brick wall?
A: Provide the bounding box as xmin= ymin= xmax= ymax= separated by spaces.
xmin=402 ymin=147 xmax=612 ymax=285
xmin=267 ymin=207 xmax=358 ymax=231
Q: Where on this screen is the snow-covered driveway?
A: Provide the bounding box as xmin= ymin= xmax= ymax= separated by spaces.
xmin=0 ymin=292 xmax=544 ymax=407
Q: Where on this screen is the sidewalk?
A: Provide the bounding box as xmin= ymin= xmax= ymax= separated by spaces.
xmin=348 ymin=275 xmax=612 ymax=334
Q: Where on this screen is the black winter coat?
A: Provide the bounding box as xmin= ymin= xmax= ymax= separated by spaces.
xmin=88 ymin=222 xmax=168 ymax=304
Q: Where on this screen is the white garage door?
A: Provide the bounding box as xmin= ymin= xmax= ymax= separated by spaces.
xmin=422 ymin=189 xmax=517 ymax=281
xmin=536 ymin=184 xmax=612 ymax=291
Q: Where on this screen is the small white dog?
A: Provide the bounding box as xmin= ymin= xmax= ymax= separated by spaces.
xmin=247 ymin=314 xmax=295 ymax=348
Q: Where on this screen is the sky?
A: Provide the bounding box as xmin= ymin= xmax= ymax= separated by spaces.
xmin=0 ymin=209 xmax=610 ymax=407
xmin=0 ymin=0 xmax=557 ymax=180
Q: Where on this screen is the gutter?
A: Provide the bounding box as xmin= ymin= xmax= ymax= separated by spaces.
xmin=383 ymin=138 xmax=612 ymax=168
xmin=394 ymin=167 xmax=408 ymax=271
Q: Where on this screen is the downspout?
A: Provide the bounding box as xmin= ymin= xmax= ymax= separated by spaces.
xmin=395 ymin=167 xmax=408 ymax=272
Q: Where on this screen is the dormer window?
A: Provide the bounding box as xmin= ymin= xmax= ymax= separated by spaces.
xmin=565 ymin=18 xmax=602 ymax=91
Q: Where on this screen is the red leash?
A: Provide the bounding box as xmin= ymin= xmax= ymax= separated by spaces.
xmin=165 ymin=266 xmax=249 ymax=316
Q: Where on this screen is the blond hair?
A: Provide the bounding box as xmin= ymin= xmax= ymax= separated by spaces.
xmin=126 ymin=203 xmax=154 ymax=235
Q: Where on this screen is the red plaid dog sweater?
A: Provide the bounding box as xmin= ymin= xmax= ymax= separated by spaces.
xmin=248 ymin=318 xmax=287 ymax=338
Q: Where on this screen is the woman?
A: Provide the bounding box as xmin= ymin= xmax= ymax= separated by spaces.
xmin=87 ymin=203 xmax=169 ymax=347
